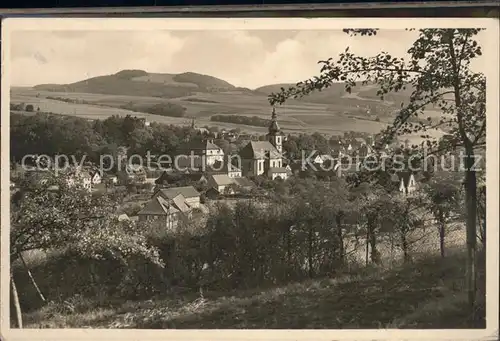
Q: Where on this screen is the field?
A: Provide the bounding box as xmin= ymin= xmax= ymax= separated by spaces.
xmin=11 ymin=88 xmax=393 ymax=136
xmin=10 ymin=70 xmax=447 ymax=139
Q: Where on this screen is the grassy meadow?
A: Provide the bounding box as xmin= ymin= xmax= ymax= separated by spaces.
xmin=11 ymin=87 xmax=392 ymax=136
xmin=16 ymin=227 xmax=484 ymax=329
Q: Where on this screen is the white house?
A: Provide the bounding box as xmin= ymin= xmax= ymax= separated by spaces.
xmin=89 ymin=169 xmax=102 ymax=185
xmin=67 ymin=171 xmax=92 ymax=191
xmin=392 ymin=171 xmax=418 ymax=195
xmin=185 ymin=140 xmax=225 ymax=167
xmin=107 ymin=175 xmax=118 ymax=184
xmin=208 ymin=174 xmax=235 ymax=194
xmin=209 ymin=156 xmax=242 ymax=178
xmin=227 ymin=163 xmax=242 ymax=178
xmin=268 ymin=167 xmax=288 ymax=180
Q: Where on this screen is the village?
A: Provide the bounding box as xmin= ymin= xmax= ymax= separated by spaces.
xmin=5 ymin=24 xmax=490 ymax=331
xmin=11 ymin=107 xmax=422 ymax=234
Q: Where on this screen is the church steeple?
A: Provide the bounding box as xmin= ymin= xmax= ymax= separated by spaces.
xmin=268 ymin=107 xmax=281 ymax=135
xmin=267 ymin=106 xmax=282 ymax=154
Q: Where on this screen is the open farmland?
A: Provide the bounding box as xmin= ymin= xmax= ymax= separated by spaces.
xmin=11 ymin=88 xmax=392 ymax=136
xmin=10 ymin=70 xmax=448 ymax=137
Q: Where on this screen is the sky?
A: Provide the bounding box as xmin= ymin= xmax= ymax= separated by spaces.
xmin=9 ymin=29 xmax=487 ymax=89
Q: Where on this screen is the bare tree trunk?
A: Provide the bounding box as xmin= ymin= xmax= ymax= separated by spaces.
xmin=401 ymin=232 xmax=411 ymax=264
xmin=11 ymin=274 xmax=23 ymax=328
xmin=308 ymin=226 xmax=314 ymax=279
xmin=336 ymin=214 xmax=345 ymax=265
xmin=365 ymin=229 xmax=369 ymax=266
xmin=464 ymin=153 xmax=478 ymax=318
xmin=369 ymin=231 xmax=379 ymax=264
xmin=390 ymin=234 xmax=395 ymax=268
xmin=476 ymin=195 xmax=486 ymax=247
xmin=439 ymin=221 xmax=446 ymax=258
xmin=18 ymin=252 xmax=46 ymax=302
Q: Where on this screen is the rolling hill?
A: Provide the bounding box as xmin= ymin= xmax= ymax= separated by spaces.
xmin=34 ymin=70 xmax=236 ymax=98
xmin=12 ymin=69 xmax=446 ymax=138
xmin=32 ymin=69 xmax=413 ymax=109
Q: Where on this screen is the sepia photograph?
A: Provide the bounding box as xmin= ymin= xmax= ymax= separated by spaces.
xmin=1 ymin=17 xmax=498 ymax=340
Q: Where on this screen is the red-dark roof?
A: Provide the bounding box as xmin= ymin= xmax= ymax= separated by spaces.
xmin=239 ymin=141 xmax=281 ymax=159
xmin=154 ymin=186 xmax=200 ymax=199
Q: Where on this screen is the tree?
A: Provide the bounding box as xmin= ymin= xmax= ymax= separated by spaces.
xmin=25 ymin=104 xmax=34 ymax=112
xmin=269 ymin=28 xmax=485 ymax=314
xmin=10 ymin=171 xmax=162 ymax=327
xmin=283 ymin=139 xmax=299 ymax=159
xmin=386 ymin=194 xmax=426 ymax=264
xmin=425 ymin=176 xmax=462 ymax=257
xmin=476 ymin=171 xmax=486 ymax=246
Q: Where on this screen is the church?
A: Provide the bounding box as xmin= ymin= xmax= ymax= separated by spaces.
xmin=239 ymin=108 xmax=288 ymax=180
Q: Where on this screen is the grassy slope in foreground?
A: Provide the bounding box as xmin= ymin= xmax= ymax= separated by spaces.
xmin=22 ymin=248 xmax=485 ymax=329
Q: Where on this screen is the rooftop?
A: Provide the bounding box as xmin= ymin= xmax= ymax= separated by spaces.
xmin=269 ymin=167 xmax=288 ymax=174
xmin=209 ymin=174 xmax=235 ymax=186
xmin=154 ymin=186 xmax=201 ymax=199
xmin=239 ymin=141 xmax=281 ymax=159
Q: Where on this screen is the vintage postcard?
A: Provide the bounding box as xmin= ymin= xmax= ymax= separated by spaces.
xmin=1 ymin=17 xmax=499 ymax=341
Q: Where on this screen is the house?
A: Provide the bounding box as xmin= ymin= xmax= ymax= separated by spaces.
xmin=105 ymin=174 xmax=118 ymax=185
xmin=208 ymin=156 xmax=242 ymax=178
xmin=137 ymin=195 xmax=191 ymax=230
xmin=196 ymin=127 xmax=210 ymax=135
xmin=89 ymin=169 xmax=102 ymax=185
xmin=226 ymin=162 xmax=242 ymax=178
xmin=154 ymin=170 xmax=208 ymax=189
xmin=155 ymin=171 xmax=171 ymax=186
xmin=117 ymin=213 xmax=130 ymax=222
xmin=153 ymin=185 xmax=201 ymax=208
xmin=125 ymin=164 xmax=147 ymax=183
xmin=239 ymin=107 xmax=286 ymax=179
xmin=208 ymin=174 xmax=235 ymax=194
xmin=65 ymin=168 xmax=92 ymax=191
xmin=184 ymin=139 xmax=225 ymax=167
xmin=79 ymin=173 xmax=92 ymax=190
xmin=391 ymin=171 xmax=418 ymax=195
xmin=232 ymin=177 xmax=256 ymax=191
xmin=355 ymin=143 xmax=375 ymax=158
xmin=268 ymin=167 xmax=288 ymax=180
xmin=144 ymin=169 xmax=163 ymax=185
xmin=205 ymin=187 xmax=221 ymax=199
xmin=207 ymin=173 xmax=256 ymax=194
xmin=186 ymin=173 xmax=209 ymax=185
xmin=137 ymin=117 xmax=150 ymax=127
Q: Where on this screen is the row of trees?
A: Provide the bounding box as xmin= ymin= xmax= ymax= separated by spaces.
xmin=11 ymin=165 xmax=473 ymax=326
xmin=268 ymin=28 xmax=486 ymax=317
xmin=120 ymin=102 xmax=187 ymax=118
xmin=10 ymin=113 xmax=204 ymax=166
xmin=210 ymin=114 xmax=270 ymax=127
